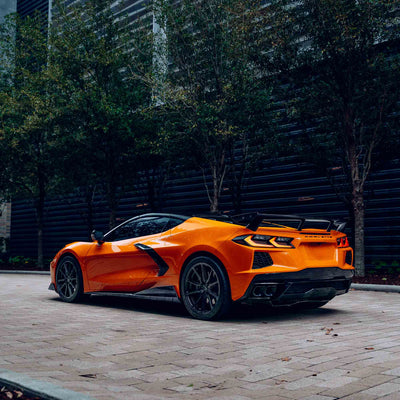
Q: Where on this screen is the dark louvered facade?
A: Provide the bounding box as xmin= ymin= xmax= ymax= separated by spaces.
xmin=9 ymin=156 xmax=400 ymax=272
xmin=17 ymin=0 xmax=48 ymax=18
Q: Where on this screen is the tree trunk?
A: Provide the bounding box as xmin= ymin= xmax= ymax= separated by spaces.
xmin=210 ymin=189 xmax=219 ymax=213
xmin=37 ymin=214 xmax=44 ymax=270
xmin=210 ymin=166 xmax=220 ymax=213
xmin=106 ymin=178 xmax=118 ymax=230
xmin=35 ymin=176 xmax=45 ymax=270
xmin=352 ymin=185 xmax=365 ymax=277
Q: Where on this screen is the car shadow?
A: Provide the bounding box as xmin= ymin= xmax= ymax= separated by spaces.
xmin=48 ymin=293 xmax=352 ymax=323
xmin=49 ymin=294 xmax=189 ymax=318
xmin=225 ymin=302 xmax=352 ymax=323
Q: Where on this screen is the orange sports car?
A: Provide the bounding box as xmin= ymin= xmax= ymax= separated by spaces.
xmin=49 ymin=212 xmax=354 ymax=320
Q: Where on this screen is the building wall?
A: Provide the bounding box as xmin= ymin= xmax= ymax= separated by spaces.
xmin=16 ymin=0 xmax=48 ymax=17
xmin=6 ymin=0 xmax=400 ymax=271
xmin=0 ymin=0 xmax=16 ymax=22
xmin=9 ymin=158 xmax=400 ymax=270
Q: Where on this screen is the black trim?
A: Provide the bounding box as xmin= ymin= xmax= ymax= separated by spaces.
xmin=134 ymin=243 xmax=169 ymax=276
xmin=192 ymin=213 xmax=234 ymax=222
xmin=345 ymin=251 xmax=353 ymax=265
xmin=240 ymin=267 xmax=354 ymax=305
xmin=252 ymin=252 xmax=274 ymax=269
xmin=48 ymin=283 xmax=55 ymax=291
xmin=232 ymin=212 xmax=344 ymax=232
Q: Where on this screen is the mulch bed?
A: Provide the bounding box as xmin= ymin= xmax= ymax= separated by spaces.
xmin=352 ymin=274 xmax=400 ymax=286
xmin=0 ymin=386 xmax=42 ymax=400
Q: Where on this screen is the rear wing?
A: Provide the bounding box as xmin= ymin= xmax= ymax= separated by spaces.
xmin=232 ymin=212 xmax=347 ymax=232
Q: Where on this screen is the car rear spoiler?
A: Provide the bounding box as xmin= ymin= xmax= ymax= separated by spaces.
xmin=232 ymin=212 xmax=347 ymax=232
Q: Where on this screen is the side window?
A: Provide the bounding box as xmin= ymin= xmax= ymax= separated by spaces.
xmin=135 ymin=217 xmax=170 ymax=237
xmin=106 ymin=219 xmax=142 ymax=242
xmin=105 ymin=216 xmax=181 ymax=242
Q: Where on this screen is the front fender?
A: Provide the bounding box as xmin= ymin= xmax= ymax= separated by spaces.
xmin=50 ymin=242 xmax=93 ymax=292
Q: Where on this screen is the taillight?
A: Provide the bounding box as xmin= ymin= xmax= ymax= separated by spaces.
xmin=233 ymin=235 xmax=294 ymax=248
xmin=337 ymin=236 xmax=349 ymax=247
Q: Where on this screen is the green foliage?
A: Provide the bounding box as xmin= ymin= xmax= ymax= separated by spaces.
xmin=154 ymin=0 xmax=277 ymax=212
xmin=50 ymin=0 xmax=155 ymax=228
xmin=263 ymin=0 xmax=400 ymax=276
xmin=0 ymin=13 xmax=65 ymax=200
xmin=0 ymin=12 xmax=68 ymax=268
xmin=370 ymin=259 xmax=400 ymax=275
xmin=3 ymin=256 xmax=37 ymax=268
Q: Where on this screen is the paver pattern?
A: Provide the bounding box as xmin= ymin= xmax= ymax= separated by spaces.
xmin=1 ymin=274 xmax=400 ymax=400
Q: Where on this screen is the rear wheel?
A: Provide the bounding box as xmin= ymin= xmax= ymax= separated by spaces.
xmin=181 ymin=256 xmax=231 ymax=320
xmin=56 ymin=255 xmax=85 ymax=303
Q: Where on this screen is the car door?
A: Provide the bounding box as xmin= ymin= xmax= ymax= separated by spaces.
xmin=85 ymin=216 xmax=172 ymax=292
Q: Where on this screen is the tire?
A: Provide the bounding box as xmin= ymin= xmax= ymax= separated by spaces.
xmin=55 ymin=255 xmax=86 ymax=303
xmin=180 ymin=256 xmax=231 ymax=320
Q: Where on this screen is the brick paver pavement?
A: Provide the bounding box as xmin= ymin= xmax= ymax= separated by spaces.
xmin=1 ymin=274 xmax=400 ymax=400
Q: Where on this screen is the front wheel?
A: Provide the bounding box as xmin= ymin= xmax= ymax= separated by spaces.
xmin=56 ymin=255 xmax=85 ymax=303
xmin=180 ymin=256 xmax=231 ymax=320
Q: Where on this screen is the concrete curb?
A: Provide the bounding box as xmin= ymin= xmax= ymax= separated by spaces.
xmin=0 ymin=369 xmax=96 ymax=400
xmin=351 ymin=283 xmax=400 ymax=293
xmin=0 ymin=270 xmax=50 ymax=275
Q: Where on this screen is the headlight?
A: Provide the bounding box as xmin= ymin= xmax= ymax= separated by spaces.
xmin=233 ymin=234 xmax=294 ymax=248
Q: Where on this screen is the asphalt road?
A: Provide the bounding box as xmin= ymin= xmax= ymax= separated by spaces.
xmin=1 ymin=274 xmax=400 ymax=399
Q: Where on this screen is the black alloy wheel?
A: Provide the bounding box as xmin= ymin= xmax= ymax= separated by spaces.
xmin=56 ymin=255 xmax=85 ymax=303
xmin=181 ymin=256 xmax=231 ymax=320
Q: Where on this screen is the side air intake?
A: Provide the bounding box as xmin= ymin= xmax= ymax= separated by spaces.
xmin=252 ymin=252 xmax=273 ymax=269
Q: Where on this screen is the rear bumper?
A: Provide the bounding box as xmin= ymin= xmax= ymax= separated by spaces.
xmin=239 ymin=267 xmax=353 ymax=305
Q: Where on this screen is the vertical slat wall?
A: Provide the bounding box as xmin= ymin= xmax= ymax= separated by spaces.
xmin=9 ymin=157 xmax=400 ymax=270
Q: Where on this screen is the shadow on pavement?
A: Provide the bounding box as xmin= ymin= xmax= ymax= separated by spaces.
xmin=225 ymin=302 xmax=352 ymax=323
xmin=48 ymin=293 xmax=353 ymax=323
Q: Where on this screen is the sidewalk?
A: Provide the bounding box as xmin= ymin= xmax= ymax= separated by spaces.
xmin=0 ymin=274 xmax=400 ymax=399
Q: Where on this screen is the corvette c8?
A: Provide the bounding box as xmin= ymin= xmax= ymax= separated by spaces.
xmin=49 ymin=212 xmax=354 ymax=320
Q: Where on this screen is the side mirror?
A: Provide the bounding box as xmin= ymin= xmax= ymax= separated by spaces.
xmin=91 ymin=230 xmax=104 ymax=245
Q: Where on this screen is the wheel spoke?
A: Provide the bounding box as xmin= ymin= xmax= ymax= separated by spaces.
xmin=186 ymin=289 xmax=203 ymax=296
xmin=193 ymin=294 xmax=203 ymax=307
xmin=192 ymin=267 xmax=203 ymax=283
xmin=201 ymin=265 xmax=207 ymax=283
xmin=205 ymin=269 xmax=212 ymax=284
xmin=59 ymin=269 xmax=67 ymax=279
xmin=69 ymin=282 xmax=75 ymax=295
xmin=64 ymin=264 xmax=71 ymax=277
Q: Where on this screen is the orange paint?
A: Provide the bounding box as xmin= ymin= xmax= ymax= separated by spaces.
xmin=50 ymin=214 xmax=354 ymax=302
